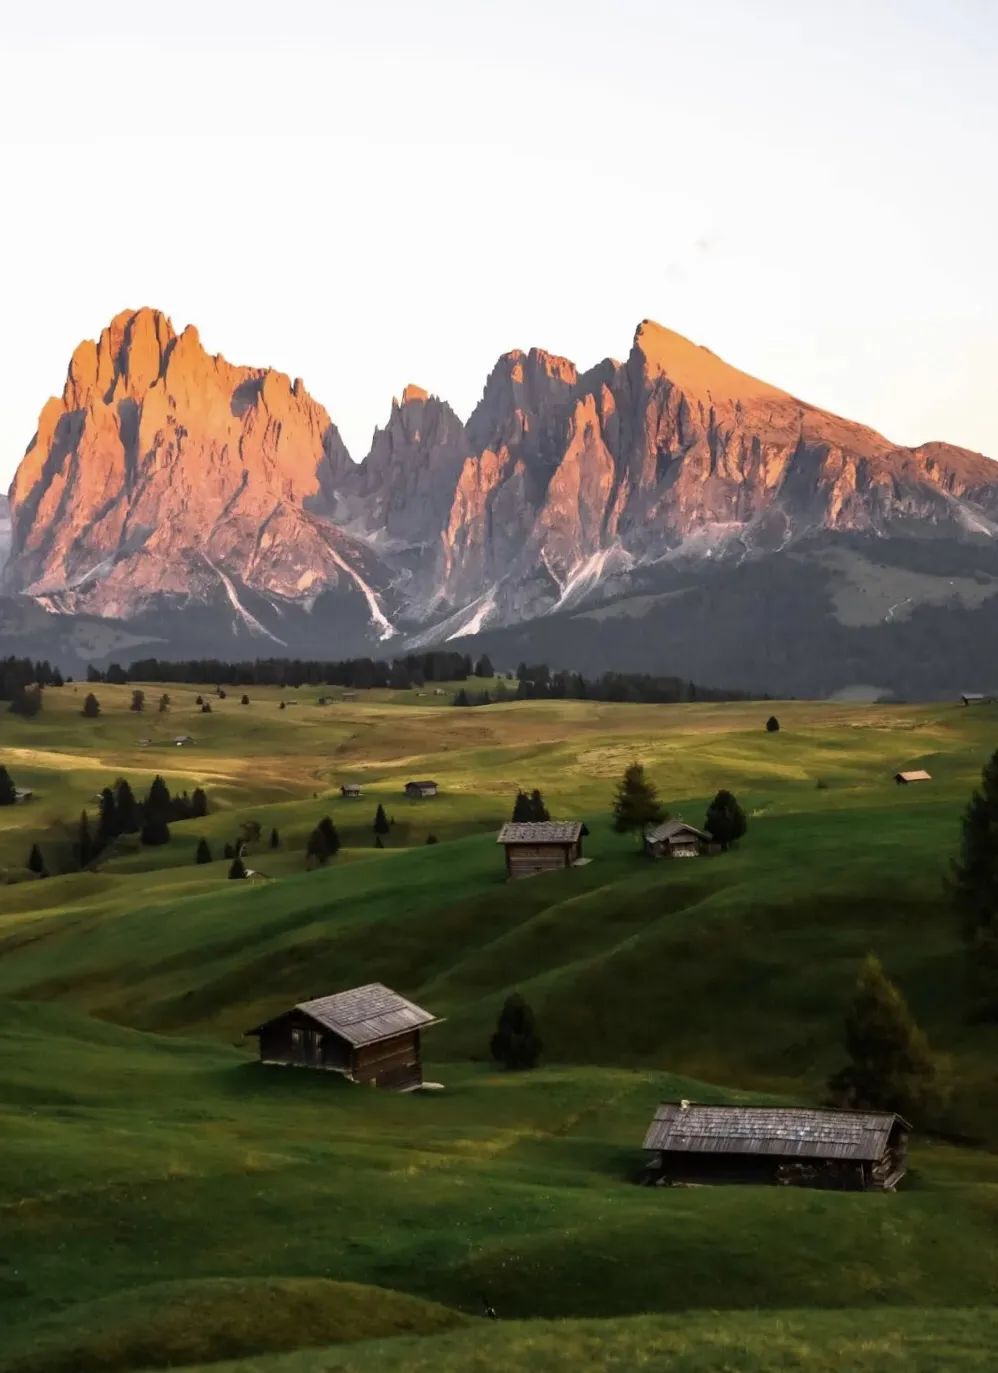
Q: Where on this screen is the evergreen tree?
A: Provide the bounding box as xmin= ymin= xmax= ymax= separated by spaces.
xmin=201 ymin=701 xmax=213 ymax=713
xmin=828 ymin=954 xmax=940 ymax=1121
xmin=86 ymin=665 xmax=102 ymax=683
xmin=375 ymin=834 xmax=384 ymax=849
xmin=474 ymin=654 xmax=494 ymax=677
xmin=453 ymin=688 xmax=470 ymax=707
xmin=158 ymin=693 xmax=171 ymax=713
xmin=529 ymin=789 xmax=550 ymax=822
xmin=270 ymin=827 xmax=280 ymax=849
xmin=704 ymin=789 xmax=747 ymax=851
xmin=490 ymin=993 xmax=543 ymax=1070
xmin=217 ymin=688 xmax=227 ymax=699
xmin=0 ymin=765 xmax=16 ymax=806
xmin=241 ymin=694 xmax=250 ymax=705
xmin=141 ymin=813 xmax=171 ymax=846
xmin=511 ymin=790 xmax=532 ymax=822
xmin=82 ymin=692 xmax=101 ymax=718
xmin=279 ymin=701 xmax=286 ymax=710
xmin=426 ymin=833 xmax=438 ymax=844
xmin=114 ymin=779 xmax=140 ymax=833
xmin=317 ymin=816 xmax=340 ymax=858
xmin=195 ymin=837 xmax=212 ymax=864
xmin=191 ymin=787 xmax=209 ymax=818
xmin=27 ymin=842 xmax=46 ymax=876
xmin=950 ymin=749 xmax=998 ymax=1018
xmin=223 ymin=842 xmax=235 ymax=860
xmin=95 ymin=786 xmax=118 ymax=852
xmin=305 ymin=826 xmax=328 ymax=865
xmin=105 ymin=663 xmax=127 ymax=685
xmin=10 ymin=683 xmax=43 ymax=716
xmin=373 ymin=804 xmax=390 ymax=836
xmin=766 ymin=715 xmax=780 ymax=733
xmin=195 ymin=695 xmax=204 ymax=705
xmin=228 ymin=854 xmax=248 ymax=879
xmin=146 ymin=775 xmax=172 ymax=819
xmin=130 ymin=689 xmax=145 ymax=712
xmin=611 ymin=762 xmax=666 ymax=842
xmin=76 ymin=811 xmax=95 ymax=867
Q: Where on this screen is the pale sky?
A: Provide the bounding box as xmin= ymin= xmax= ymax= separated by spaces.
xmin=1 ymin=0 xmax=996 ymax=487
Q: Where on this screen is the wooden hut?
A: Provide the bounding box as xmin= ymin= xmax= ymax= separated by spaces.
xmin=895 ymin=770 xmax=931 ymax=785
xmin=247 ymin=983 xmax=438 ymax=1091
xmin=961 ymin=693 xmax=991 ymax=706
xmin=496 ymin=821 xmax=584 ymax=879
xmin=405 ymin=780 xmax=438 ymax=799
xmin=644 ymin=819 xmax=714 ymax=859
xmin=13 ymin=788 xmax=33 ymax=803
xmin=642 ymin=1101 xmax=910 ymax=1190
xmin=340 ymin=783 xmax=363 ymax=799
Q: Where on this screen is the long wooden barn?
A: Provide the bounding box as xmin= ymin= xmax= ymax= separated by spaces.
xmin=247 ymin=983 xmax=438 ymax=1091
xmin=642 ymin=1102 xmax=910 ymax=1190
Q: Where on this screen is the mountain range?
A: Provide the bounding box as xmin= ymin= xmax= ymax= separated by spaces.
xmin=3 ymin=307 xmax=998 ymax=697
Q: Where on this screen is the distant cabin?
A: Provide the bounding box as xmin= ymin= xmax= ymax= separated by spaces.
xmin=405 ymin=780 xmax=438 ymax=799
xmin=247 ymin=983 xmax=438 ymax=1091
xmin=13 ymin=788 xmax=33 ymax=804
xmin=644 ymin=819 xmax=715 ymax=859
xmin=961 ymin=693 xmax=992 ymax=706
xmin=342 ymin=691 xmax=359 ymax=701
xmin=642 ymin=1102 xmax=910 ymax=1191
xmin=174 ymin=735 xmax=195 ymax=747
xmin=497 ymin=821 xmax=584 ymax=880
xmin=340 ymin=784 xmax=363 ymax=799
xmin=895 ymin=770 xmax=931 ymax=785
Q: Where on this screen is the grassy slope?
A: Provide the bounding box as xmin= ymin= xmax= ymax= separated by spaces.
xmin=4 ymin=687 xmax=998 ymax=1369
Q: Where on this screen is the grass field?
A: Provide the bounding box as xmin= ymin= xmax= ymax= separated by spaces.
xmin=3 ymin=681 xmax=998 ymax=1370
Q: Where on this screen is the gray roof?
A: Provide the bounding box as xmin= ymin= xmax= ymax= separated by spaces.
xmin=896 ymin=770 xmax=931 ymax=782
xmin=645 ymin=819 xmax=711 ymax=843
xmin=497 ymin=821 xmax=583 ymax=844
xmin=643 ymin=1103 xmax=908 ymax=1161
xmin=252 ymin=983 xmax=438 ymax=1047
xmin=406 ymin=779 xmax=438 ymax=789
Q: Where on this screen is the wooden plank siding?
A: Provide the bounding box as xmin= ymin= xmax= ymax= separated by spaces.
xmin=506 ymin=842 xmax=578 ymax=880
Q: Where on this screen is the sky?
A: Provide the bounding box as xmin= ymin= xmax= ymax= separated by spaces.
xmin=1 ymin=0 xmax=996 ymax=486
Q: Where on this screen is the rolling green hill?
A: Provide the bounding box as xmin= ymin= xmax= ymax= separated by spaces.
xmin=3 ymin=683 xmax=998 ymax=1370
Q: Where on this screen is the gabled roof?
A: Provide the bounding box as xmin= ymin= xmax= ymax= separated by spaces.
xmin=497 ymin=821 xmax=583 ymax=844
xmin=643 ymin=1102 xmax=909 ymax=1161
xmin=406 ymin=779 xmax=438 ymax=789
xmin=895 ymin=770 xmax=931 ymax=782
xmin=249 ymin=983 xmax=438 ymax=1047
xmin=645 ymin=819 xmax=712 ymax=843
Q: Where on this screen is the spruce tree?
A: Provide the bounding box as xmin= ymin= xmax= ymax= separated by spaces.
xmin=375 ymin=834 xmax=384 ymax=849
xmin=511 ymin=790 xmax=532 ymax=822
xmin=269 ymin=827 xmax=280 ymax=849
xmin=474 ymin=654 xmax=494 ymax=677
xmin=373 ymin=804 xmax=390 ymax=836
xmin=529 ymin=789 xmax=550 ymax=822
xmin=158 ymin=694 xmax=171 ymax=713
xmin=305 ymin=827 xmax=328 ymax=866
xmin=146 ymin=775 xmax=172 ymax=819
xmin=10 ymin=684 xmax=43 ymax=716
xmin=95 ymin=786 xmax=118 ymax=852
xmin=228 ymin=854 xmax=248 ymax=879
xmin=828 ymin=954 xmax=940 ymax=1122
xmin=317 ymin=816 xmax=340 ymax=857
xmin=453 ymin=688 xmax=470 ymax=707
xmin=201 ymin=701 xmax=212 ymax=713
xmin=490 ymin=993 xmax=543 ymax=1070
xmin=951 ymin=748 xmax=998 ymax=1018
xmin=76 ymin=811 xmax=94 ymax=867
xmin=766 ymin=715 xmax=780 ymax=733
xmin=223 ymin=842 xmax=235 ymax=860
xmin=141 ymin=813 xmax=171 ymax=846
xmin=130 ymin=689 xmax=145 ymax=712
xmin=704 ymin=790 xmax=747 ymax=851
xmin=195 ymin=837 xmax=212 ymax=864
xmin=426 ymin=833 xmax=438 ymax=844
xmin=82 ymin=692 xmax=101 ymax=718
xmin=191 ymin=787 xmax=208 ymax=818
xmin=114 ymin=779 xmax=140 ymax=833
xmin=27 ymin=843 xmax=46 ymax=876
xmin=611 ymin=762 xmax=665 ymax=842
xmin=0 ymin=765 xmax=16 ymax=806
xmin=241 ymin=694 xmax=250 ymax=706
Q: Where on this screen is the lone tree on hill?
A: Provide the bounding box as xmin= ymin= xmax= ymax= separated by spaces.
xmin=766 ymin=715 xmax=780 ymax=733
xmin=27 ymin=843 xmax=46 ymax=877
xmin=950 ymin=748 xmax=998 ymax=1019
xmin=612 ymin=762 xmax=665 ymax=843
xmin=130 ymin=689 xmax=145 ymax=713
xmin=228 ymin=854 xmax=248 ymax=879
xmin=704 ymin=790 xmax=747 ymax=851
xmin=373 ymin=804 xmax=390 ymax=837
xmin=490 ymin=993 xmax=543 ymax=1070
xmin=114 ymin=779 xmax=140 ymax=833
xmin=195 ymin=837 xmax=212 ymax=864
xmin=270 ymin=827 xmax=280 ymax=849
xmin=158 ymin=693 xmax=171 ymax=713
xmin=828 ymin=954 xmax=941 ymax=1122
xmin=0 ymin=765 xmax=16 ymax=806
xmin=82 ymin=692 xmax=101 ymax=718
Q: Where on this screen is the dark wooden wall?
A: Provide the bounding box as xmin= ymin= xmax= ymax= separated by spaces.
xmin=505 ymin=841 xmax=579 ymax=879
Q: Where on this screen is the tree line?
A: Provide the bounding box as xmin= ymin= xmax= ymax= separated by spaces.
xmin=87 ymin=651 xmax=497 ymax=689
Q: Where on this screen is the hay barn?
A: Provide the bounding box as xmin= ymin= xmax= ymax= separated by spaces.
xmin=497 ymin=821 xmax=584 ymax=879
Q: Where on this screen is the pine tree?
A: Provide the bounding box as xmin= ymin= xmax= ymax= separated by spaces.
xmin=228 ymin=855 xmax=248 ymax=879
xmin=195 ymin=695 xmax=204 ymax=705
xmin=95 ymin=786 xmax=118 ymax=852
xmin=241 ymin=694 xmax=250 ymax=706
xmin=373 ymin=804 xmax=390 ymax=836
xmin=158 ymin=694 xmax=171 ymax=713
xmin=76 ymin=811 xmax=94 ymax=868
xmin=114 ymin=779 xmax=140 ymax=833
xmin=828 ymin=954 xmax=941 ymax=1121
xmin=704 ymin=789 xmax=747 ymax=851
xmin=130 ymin=689 xmax=145 ymax=712
xmin=195 ymin=837 xmax=212 ymax=864
xmin=105 ymin=663 xmax=127 ymax=685
xmin=279 ymin=701 xmax=286 ymax=710
xmin=529 ymin=789 xmax=550 ymax=822
xmin=766 ymin=715 xmax=780 ymax=733
xmin=201 ymin=701 xmax=213 ymax=713
xmin=951 ymin=749 xmax=998 ymax=1019
xmin=511 ymin=790 xmax=532 ymax=822
xmin=82 ymin=692 xmax=101 ymax=718
xmin=146 ymin=775 xmax=172 ymax=819
xmin=223 ymin=842 xmax=235 ymax=860
xmin=611 ymin=762 xmax=665 ymax=842
xmin=305 ymin=827 xmax=328 ymax=866
xmin=375 ymin=834 xmax=384 ymax=849
xmin=10 ymin=683 xmax=43 ymax=716
xmin=474 ymin=654 xmax=494 ymax=677
xmin=269 ymin=827 xmax=280 ymax=849
xmin=217 ymin=688 xmax=227 ymax=699
xmin=191 ymin=787 xmax=209 ymax=818
xmin=0 ymin=765 xmax=16 ymax=806
xmin=317 ymin=816 xmax=340 ymax=858
xmin=27 ymin=843 xmax=46 ymax=876
xmin=490 ymin=993 xmax=543 ymax=1070
xmin=426 ymin=833 xmax=438 ymax=844
xmin=141 ymin=813 xmax=171 ymax=846
xmin=453 ymin=688 xmax=470 ymax=707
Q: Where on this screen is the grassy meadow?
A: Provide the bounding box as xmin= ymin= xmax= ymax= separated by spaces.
xmin=2 ymin=679 xmax=998 ymax=1371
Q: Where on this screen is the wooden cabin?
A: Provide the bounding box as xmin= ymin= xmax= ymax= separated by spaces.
xmin=644 ymin=819 xmax=715 ymax=859
xmin=247 ymin=983 xmax=438 ymax=1091
xmin=642 ymin=1101 xmax=910 ymax=1191
xmin=961 ymin=693 xmax=992 ymax=706
xmin=405 ymin=780 xmax=438 ymax=799
xmin=497 ymin=821 xmax=584 ymax=880
xmin=895 ymin=770 xmax=931 ymax=785
xmin=340 ymin=783 xmax=363 ymax=799
xmin=13 ymin=789 xmax=33 ymax=804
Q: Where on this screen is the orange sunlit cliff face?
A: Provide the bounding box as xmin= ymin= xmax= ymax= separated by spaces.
xmin=5 ymin=308 xmax=998 ymax=641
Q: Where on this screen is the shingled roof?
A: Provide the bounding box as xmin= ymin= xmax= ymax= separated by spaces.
xmin=496 ymin=821 xmax=584 ymax=844
xmin=643 ymin=1103 xmax=909 ymax=1162
xmin=645 ymin=819 xmax=712 ymax=843
xmin=251 ymin=984 xmax=438 ymax=1047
